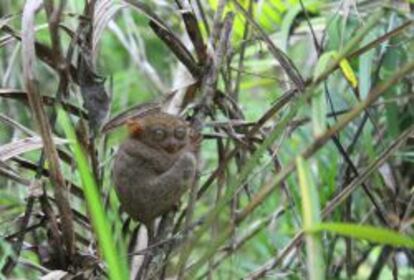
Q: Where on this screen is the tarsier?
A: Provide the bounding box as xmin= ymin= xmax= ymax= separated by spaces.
xmin=113 ymin=112 xmax=198 ymax=231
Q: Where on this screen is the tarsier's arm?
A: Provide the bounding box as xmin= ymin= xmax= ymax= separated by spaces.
xmin=146 ymin=151 xmax=196 ymax=193
xmin=121 ymin=139 xmax=173 ymax=172
xmin=119 ymin=140 xmax=196 ymax=189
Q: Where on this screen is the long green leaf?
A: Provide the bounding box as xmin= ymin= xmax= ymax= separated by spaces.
xmin=310 ymin=223 xmax=414 ymax=249
xmin=296 ymin=156 xmax=325 ymax=280
xmin=58 ymin=108 xmax=128 ymax=280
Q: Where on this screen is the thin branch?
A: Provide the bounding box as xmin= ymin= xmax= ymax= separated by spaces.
xmin=21 ymin=0 xmax=75 ymax=261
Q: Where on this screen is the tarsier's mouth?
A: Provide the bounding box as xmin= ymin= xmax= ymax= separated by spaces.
xmin=164 ymin=145 xmax=181 ymax=154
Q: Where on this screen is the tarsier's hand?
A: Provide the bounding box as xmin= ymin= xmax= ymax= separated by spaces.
xmin=188 ymin=128 xmax=203 ymax=153
xmin=177 ymin=152 xmax=196 ymax=181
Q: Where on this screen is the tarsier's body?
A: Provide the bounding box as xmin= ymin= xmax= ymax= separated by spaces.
xmin=113 ymin=113 xmax=197 ymax=226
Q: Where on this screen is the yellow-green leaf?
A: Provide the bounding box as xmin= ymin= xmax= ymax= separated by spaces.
xmin=339 ymin=58 xmax=358 ymax=88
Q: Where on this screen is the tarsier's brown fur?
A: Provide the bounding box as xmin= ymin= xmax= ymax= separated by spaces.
xmin=113 ymin=112 xmax=197 ymax=226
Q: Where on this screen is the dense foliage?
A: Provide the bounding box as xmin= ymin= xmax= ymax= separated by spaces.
xmin=0 ymin=0 xmax=413 ymax=279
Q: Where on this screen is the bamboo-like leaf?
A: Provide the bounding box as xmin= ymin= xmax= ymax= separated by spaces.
xmin=57 ymin=108 xmax=128 ymax=280
xmin=314 ymin=51 xmax=358 ymax=88
xmin=338 ymin=57 xmax=358 ymax=88
xmin=310 ymin=223 xmax=414 ymax=249
xmin=358 ymin=32 xmax=376 ymax=98
xmin=101 ymin=102 xmax=161 ymax=134
xmin=280 ymin=4 xmax=302 ymax=52
xmin=0 ymin=89 xmax=87 ymax=118
xmin=313 ymin=51 xmax=336 ymax=82
xmin=311 ymin=91 xmax=327 ymax=137
xmin=93 ymin=0 xmax=127 ymax=59
xmin=296 ymin=156 xmax=325 ymax=280
xmin=0 ymin=136 xmax=67 ymax=161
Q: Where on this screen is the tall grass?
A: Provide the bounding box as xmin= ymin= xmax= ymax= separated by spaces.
xmin=58 ymin=108 xmax=128 ymax=280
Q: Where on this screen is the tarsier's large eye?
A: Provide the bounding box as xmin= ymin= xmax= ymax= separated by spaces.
xmin=174 ymin=127 xmax=187 ymax=139
xmin=152 ymin=127 xmax=167 ymax=141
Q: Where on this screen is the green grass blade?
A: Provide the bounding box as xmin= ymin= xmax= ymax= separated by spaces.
xmin=296 ymin=156 xmax=325 ymax=280
xmin=310 ymin=223 xmax=414 ymax=249
xmin=57 ymin=108 xmax=128 ymax=280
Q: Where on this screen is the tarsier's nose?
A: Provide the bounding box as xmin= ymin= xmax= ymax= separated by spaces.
xmin=165 ymin=144 xmax=179 ymax=153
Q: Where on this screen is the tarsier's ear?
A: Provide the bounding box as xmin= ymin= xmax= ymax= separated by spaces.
xmin=126 ymin=119 xmax=143 ymax=137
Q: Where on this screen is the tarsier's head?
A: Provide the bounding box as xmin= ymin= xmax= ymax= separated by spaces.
xmin=126 ymin=112 xmax=191 ymax=154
